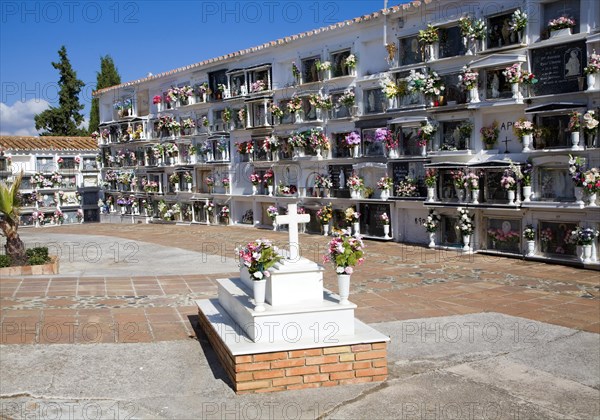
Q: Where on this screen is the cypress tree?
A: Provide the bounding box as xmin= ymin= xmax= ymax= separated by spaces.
xmin=89 ymin=55 xmax=121 ymax=134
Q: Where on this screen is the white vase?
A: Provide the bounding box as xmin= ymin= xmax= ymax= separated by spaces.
xmin=388 ymin=97 xmax=397 ymax=110
xmin=268 ymin=185 xmax=274 ymax=196
xmin=323 ymin=224 xmax=330 ymax=236
xmin=273 ymin=222 xmax=278 ymax=231
xmin=426 ymin=187 xmax=435 ymax=202
xmin=353 ymin=222 xmax=360 ymax=236
xmin=383 ymin=224 xmax=391 ymax=239
xmin=294 ymin=111 xmax=303 ymax=124
xmin=428 ymin=232 xmax=436 ymax=248
xmin=523 ymin=186 xmax=532 ymax=203
xmin=507 ymin=189 xmax=516 ymax=205
xmin=574 ymin=187 xmax=584 ymax=206
xmin=526 ymin=240 xmax=535 ymax=257
xmin=471 ymin=189 xmax=479 ymax=205
xmin=316 ymin=147 xmax=323 ymax=160
xmin=351 ymin=190 xmax=360 ymax=199
xmin=587 ymin=192 xmax=598 ymax=207
xmin=571 ymin=132 xmax=582 ymax=150
xmin=420 ymin=145 xmax=427 ymax=157
xmin=387 ymin=147 xmax=399 ymax=159
xmin=462 ymin=234 xmax=471 ymax=251
xmin=511 ymin=83 xmax=522 ymax=101
xmin=120 ymin=206 xmax=126 ymax=215
xmin=380 ymin=189 xmax=390 ymax=201
xmin=456 ymin=189 xmax=465 ymax=203
xmin=337 ymin=274 xmax=351 ymax=305
xmin=522 ymin=134 xmax=532 ymax=152
xmin=352 ymin=146 xmax=360 ymax=158
xmin=187 ymin=183 xmax=192 ymax=193
xmin=253 ymin=279 xmax=267 ymax=312
xmin=587 ymin=73 xmax=598 ymax=91
xmin=294 ymin=147 xmax=305 ymax=158
xmin=583 ymin=244 xmax=593 ymax=263
xmin=550 ymin=27 xmax=572 ymax=38
xmin=469 ymin=87 xmax=480 ymax=103
xmin=252 ymin=185 xmax=258 ymax=195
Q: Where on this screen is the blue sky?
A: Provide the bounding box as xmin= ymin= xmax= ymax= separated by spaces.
xmin=0 ymin=0 xmax=395 ymax=135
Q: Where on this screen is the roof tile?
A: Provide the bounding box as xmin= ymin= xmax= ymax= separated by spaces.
xmin=0 ymin=136 xmax=97 ymax=152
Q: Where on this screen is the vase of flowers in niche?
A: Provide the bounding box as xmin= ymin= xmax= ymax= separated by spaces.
xmin=267 ymin=206 xmax=279 ymax=230
xmin=582 ymin=167 xmax=599 ymax=207
xmin=569 ymin=155 xmax=586 ymax=206
xmin=381 ymin=213 xmax=391 ymax=239
xmin=249 ymin=173 xmax=261 ymax=195
xmin=463 ymin=172 xmax=481 ymax=204
xmin=503 ymin=63 xmax=523 ymax=101
xmin=501 ymin=168 xmax=518 ymax=205
xmin=289 ymin=132 xmax=306 ymax=158
xmin=450 ymin=170 xmax=465 ymax=202
xmin=345 ymin=207 xmax=361 ymax=236
xmin=183 ymin=172 xmax=193 ymax=192
xmin=584 ymin=51 xmax=600 ymax=91
xmin=377 ymin=176 xmax=393 ymax=201
xmin=583 ymin=110 xmax=599 ymax=147
xmin=382 ymin=77 xmax=399 ymax=109
xmin=458 ymin=17 xmax=486 ymax=55
xmin=568 ymin=111 xmax=582 ymax=150
xmin=237 ymin=239 xmax=282 ymax=312
xmin=417 ymin=120 xmax=437 ymax=156
xmin=263 ymin=169 xmax=274 ymax=196
xmin=269 ymin=103 xmax=284 ymax=125
xmin=424 ymin=169 xmax=437 ymax=202
xmin=323 ymin=234 xmax=365 ymax=305
xmin=317 ymin=203 xmax=333 ymax=236
xmin=521 ymin=160 xmax=534 ymax=202
xmin=423 ymin=209 xmax=441 ymax=248
xmin=347 ymin=173 xmax=364 ymax=199
xmin=580 ymin=228 xmax=599 ymax=263
xmin=287 ymin=95 xmax=303 ymax=124
xmin=520 ymin=71 xmax=538 ymax=98
xmin=509 ymin=9 xmax=528 ymax=43
xmin=309 ymin=129 xmax=330 ymax=160
xmin=376 ymin=128 xmax=398 ymax=159
xmin=345 ymin=131 xmax=361 ymax=158
xmin=418 ymin=24 xmax=439 ymax=61
xmin=548 ymin=16 xmax=576 ymax=38
xmin=480 ymin=121 xmax=499 ymax=150
xmin=523 ymin=224 xmax=536 ymax=256
xmin=513 ymin=118 xmax=535 ymax=152
xmin=459 ymin=66 xmax=479 ymax=103
xmin=456 ymin=207 xmax=474 ymax=251
xmin=315 ymin=59 xmax=332 ymax=81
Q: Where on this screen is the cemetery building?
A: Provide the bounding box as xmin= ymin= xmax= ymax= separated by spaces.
xmin=0 ymin=136 xmax=102 ymax=225
xmin=94 ymin=0 xmax=600 ymax=266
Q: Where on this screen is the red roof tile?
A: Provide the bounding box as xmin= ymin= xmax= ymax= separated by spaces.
xmin=0 ymin=136 xmax=98 ymax=152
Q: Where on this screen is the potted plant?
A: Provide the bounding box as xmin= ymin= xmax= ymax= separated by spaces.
xmin=568 ymin=111 xmax=582 ymax=150
xmin=382 ymin=77 xmax=399 ymax=109
xmin=523 ymin=224 xmax=536 ymax=256
xmin=584 ymin=51 xmax=600 ymax=91
xmin=463 ymin=172 xmax=480 ymax=204
xmin=237 ymin=239 xmax=282 ymax=311
xmin=287 ymin=95 xmax=303 ymax=123
xmin=377 ymin=176 xmax=393 ymax=201
xmin=338 ymin=89 xmax=356 ymax=116
xmin=547 ymin=16 xmax=576 ymax=38
xmin=513 ymin=118 xmax=535 ymax=152
xmin=317 ymin=203 xmax=333 ymax=236
xmin=569 ymin=154 xmax=586 ymax=206
xmin=424 ymin=169 xmax=437 ymax=202
xmin=183 ymin=172 xmax=193 ymax=192
xmin=423 ymin=209 xmax=441 ymax=248
xmin=344 ymin=54 xmax=357 ymax=74
xmin=315 ymin=59 xmax=332 ymax=80
xmin=380 ymin=213 xmax=391 ymax=239
xmin=289 ymin=132 xmax=307 ymax=158
xmin=458 ymin=16 xmax=486 ymax=54
xmin=323 ymin=234 xmax=365 ymax=304
xmin=456 ymin=207 xmax=474 ymax=251
xmin=308 ymin=130 xmax=330 ymax=160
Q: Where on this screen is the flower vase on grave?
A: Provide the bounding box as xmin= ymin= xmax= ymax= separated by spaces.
xmin=252 ymin=185 xmax=258 ymax=195
xmin=353 ymin=222 xmax=360 ymax=236
xmin=523 ymin=186 xmax=533 ymax=203
xmin=337 ymin=273 xmax=351 ymax=305
xmin=420 ymin=145 xmax=427 ymax=157
xmin=352 ymin=146 xmax=360 ymax=158
xmin=272 ymin=221 xmax=278 ymax=231
xmin=587 ymin=192 xmax=598 ymax=207
xmin=429 ymin=232 xmax=436 ymax=248
xmin=587 ymin=74 xmax=598 ymax=91
xmin=316 ymin=147 xmax=323 ymax=160
xmin=322 ymin=223 xmax=330 ymax=236
xmin=387 ymin=147 xmax=399 ymax=159
xmin=550 ymin=27 xmax=572 ymax=38
xmin=380 ymin=189 xmax=390 ymax=201
xmin=456 ymin=189 xmax=465 ymax=203
xmin=187 ymin=183 xmax=192 ymax=193
xmin=383 ymin=224 xmax=391 ymax=239
xmin=294 ymin=111 xmax=303 ymax=124
xmin=469 ymin=88 xmax=480 ymax=103
xmin=427 ymin=187 xmax=435 ymax=202
xmin=526 ymin=240 xmax=535 ymax=257
xmin=583 ymin=244 xmax=593 ymax=263
xmin=471 ymin=189 xmax=480 ymax=205
xmin=253 ymin=279 xmax=267 ymax=312
xmin=511 ymin=83 xmax=522 ymax=101
xmin=507 ymin=190 xmax=516 ymax=205
xmin=571 ymin=132 xmax=582 ymax=150
xmin=268 ymin=185 xmax=274 ymax=196
xmin=462 ymin=235 xmax=471 ymax=252
xmin=522 ymin=134 xmax=533 ymax=152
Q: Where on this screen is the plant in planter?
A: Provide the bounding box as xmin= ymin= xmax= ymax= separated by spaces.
xmin=548 ymin=16 xmax=575 ymax=32
xmin=395 ymin=178 xmax=418 ymax=197
xmin=323 ymin=234 xmax=365 ymax=304
xmin=423 ymin=209 xmax=441 ymax=247
xmin=455 ymin=207 xmax=475 ymax=251
xmin=479 ymin=121 xmax=500 ymax=149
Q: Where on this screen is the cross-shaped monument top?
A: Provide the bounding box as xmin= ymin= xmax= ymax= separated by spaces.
xmin=275 ymin=203 xmax=310 ymax=262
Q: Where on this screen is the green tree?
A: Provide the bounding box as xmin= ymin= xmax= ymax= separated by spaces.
xmin=34 ymin=46 xmax=86 ymax=136
xmin=89 ymin=55 xmax=121 ymax=134
xmin=0 ymin=171 xmax=26 ymax=264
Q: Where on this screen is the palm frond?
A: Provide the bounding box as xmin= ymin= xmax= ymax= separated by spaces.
xmin=0 ymin=171 xmax=23 ymax=223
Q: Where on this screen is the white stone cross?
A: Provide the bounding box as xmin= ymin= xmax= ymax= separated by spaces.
xmin=275 ymin=203 xmax=310 ymax=262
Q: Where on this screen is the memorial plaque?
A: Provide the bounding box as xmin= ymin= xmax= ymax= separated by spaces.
xmin=359 ymin=203 xmax=391 ymax=237
xmin=328 ymin=164 xmax=352 ymax=193
xmin=391 ymin=162 xmax=410 ymax=183
xmin=531 ymin=41 xmax=587 ymax=95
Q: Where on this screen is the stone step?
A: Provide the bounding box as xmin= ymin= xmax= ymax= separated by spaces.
xmin=216 ymin=277 xmax=356 ymax=343
xmin=197 ymin=298 xmax=389 ymax=354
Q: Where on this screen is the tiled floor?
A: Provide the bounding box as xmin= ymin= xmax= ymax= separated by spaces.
xmin=1 ymin=223 xmax=598 ymax=345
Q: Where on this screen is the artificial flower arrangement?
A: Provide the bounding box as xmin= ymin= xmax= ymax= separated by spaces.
xmin=458 ymin=16 xmax=487 ymax=40
xmin=269 ymin=104 xmax=284 ymax=119
xmin=222 ymin=108 xmax=232 ymax=123
xmin=487 ymin=228 xmax=520 ymax=243
xmin=309 ymin=130 xmax=330 ymax=150
xmin=220 ymin=206 xmax=230 ymax=218
xmin=278 ymin=182 xmax=297 ymax=196
xmin=503 ymin=63 xmax=523 ymax=84
xmin=346 ymin=173 xmax=364 ymax=192
xmin=456 ymin=207 xmax=474 ymax=235
xmin=462 ymin=172 xmax=480 ymax=191
xmin=540 ymin=228 xmax=553 ymax=243
xmin=235 ymin=140 xmax=254 ymax=155
xmin=380 ymin=213 xmax=390 ymax=225
xmin=523 ymin=224 xmax=536 ymax=241
xmin=315 ymin=60 xmax=332 ymax=72
xmin=249 ymin=173 xmax=261 ymax=186
xmin=478 ymin=121 xmax=498 ymax=148
xmin=520 ymin=71 xmax=538 ymax=85
xmin=204 ymin=176 xmax=214 ymax=187
xmin=424 ymin=168 xmax=437 ymax=188
xmin=169 ymin=173 xmax=180 ymax=184
xmin=344 ymin=207 xmax=360 ymax=224
xmin=548 ymin=16 xmax=576 ymax=30
xmin=500 ymin=168 xmax=517 ymax=190
xmin=374 ymin=128 xmax=397 ymax=150
xmin=316 ymin=203 xmax=333 ymax=225
xmin=292 ymin=62 xmax=301 ymax=79
xmin=459 ymin=66 xmax=479 ymax=90
xmin=521 ymin=160 xmax=533 ymax=187
xmin=510 ymin=9 xmax=528 ymax=32
xmin=262 ymin=136 xmax=280 ymax=153
xmin=153 ymin=95 xmax=162 ymax=105
xmin=417 ymin=24 xmax=439 ymax=45
xmin=345 ymin=131 xmax=361 ymax=147
xmin=377 ymin=176 xmax=393 ymax=191
xmin=323 ymin=234 xmax=365 ymax=275
xmin=286 ymin=95 xmax=303 ymax=113
xmin=417 ymin=120 xmax=438 ymax=147
xmin=584 ymin=51 xmax=600 ymax=75
xmin=288 ymin=132 xmax=307 ymax=149
xmin=569 ymin=154 xmax=586 ymax=188
xmin=583 ymin=110 xmax=599 ymax=135
xmin=568 ymin=111 xmax=581 ymax=132
xmin=396 ymin=178 xmax=418 ymax=197
xmin=309 ymin=93 xmax=333 ymax=110
xmin=579 ymin=227 xmax=600 ymax=245
xmin=238 ymin=107 xmax=247 ymax=124
xmin=238 ymin=239 xmax=282 ymax=280
xmin=406 ymin=70 xmax=444 ymax=96
xmin=338 ymin=89 xmax=356 ymax=107
xmin=382 ymin=77 xmax=399 ymax=99
xmin=423 ymin=209 xmax=441 ymax=232
xmin=450 ymin=170 xmax=465 ymax=189
xmin=182 ymin=118 xmax=196 ymax=130
xmin=582 ymin=167 xmax=600 ymax=193
xmin=266 ymin=205 xmax=279 ymax=220
xmin=344 ymin=54 xmax=357 ymax=69
xmin=53 ymin=209 xmax=64 ymax=223
xmin=250 ymin=80 xmax=266 ymax=93
xmin=513 ymin=118 xmax=535 ymax=137
xmin=314 ymin=174 xmax=333 ymax=189
xmin=262 ymin=168 xmax=274 ymax=186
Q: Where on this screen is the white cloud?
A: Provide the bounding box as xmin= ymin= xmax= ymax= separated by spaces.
xmin=0 ymin=99 xmax=50 ymax=136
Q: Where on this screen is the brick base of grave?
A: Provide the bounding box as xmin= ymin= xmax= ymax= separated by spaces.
xmin=197 ymin=308 xmax=388 ymax=393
